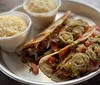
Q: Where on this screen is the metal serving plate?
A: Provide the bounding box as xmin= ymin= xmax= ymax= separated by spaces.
xmin=0 ymin=0 xmax=100 ymax=85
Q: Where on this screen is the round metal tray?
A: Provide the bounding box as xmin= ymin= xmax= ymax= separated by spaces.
xmin=0 ymin=0 xmax=100 ymax=85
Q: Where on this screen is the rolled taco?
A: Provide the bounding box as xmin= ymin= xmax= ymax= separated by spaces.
xmin=39 ymin=26 xmax=100 ymax=81
xmin=21 ymin=11 xmax=94 ymax=66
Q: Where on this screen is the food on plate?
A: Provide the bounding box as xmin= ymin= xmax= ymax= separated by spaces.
xmin=21 ymin=11 xmax=94 ymax=65
xmin=20 ymin=11 xmax=96 ymax=75
xmin=20 ymin=11 xmax=71 ymax=64
xmin=39 ymin=27 xmax=100 ymax=81
xmin=28 ymin=0 xmax=57 ymax=13
xmin=0 ymin=15 xmax=27 ymax=37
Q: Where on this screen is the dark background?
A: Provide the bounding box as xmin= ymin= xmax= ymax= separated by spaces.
xmin=0 ymin=0 xmax=100 ymax=85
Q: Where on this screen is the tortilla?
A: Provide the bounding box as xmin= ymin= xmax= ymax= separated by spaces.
xmin=23 ymin=11 xmax=71 ymax=50
xmin=39 ymin=26 xmax=96 ymax=81
xmin=20 ymin=11 xmax=96 ymax=71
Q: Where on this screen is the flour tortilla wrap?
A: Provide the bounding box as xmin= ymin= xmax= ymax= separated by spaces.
xmin=21 ymin=11 xmax=94 ymax=66
xmin=23 ymin=11 xmax=71 ymax=50
xmin=20 ymin=11 xmax=72 ymax=64
xmin=39 ymin=26 xmax=96 ymax=81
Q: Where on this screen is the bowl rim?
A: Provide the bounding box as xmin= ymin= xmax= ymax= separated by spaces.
xmin=1 ymin=0 xmax=100 ymax=85
xmin=0 ymin=11 xmax=32 ymax=40
xmin=23 ymin=0 xmax=61 ymax=16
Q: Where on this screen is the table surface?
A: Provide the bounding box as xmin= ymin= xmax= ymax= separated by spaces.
xmin=0 ymin=0 xmax=100 ymax=85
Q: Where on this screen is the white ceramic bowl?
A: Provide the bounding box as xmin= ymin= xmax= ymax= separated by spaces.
xmin=23 ymin=0 xmax=61 ymax=30
xmin=0 ymin=11 xmax=32 ymax=52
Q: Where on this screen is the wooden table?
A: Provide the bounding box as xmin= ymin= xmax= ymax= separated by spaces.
xmin=0 ymin=0 xmax=100 ymax=85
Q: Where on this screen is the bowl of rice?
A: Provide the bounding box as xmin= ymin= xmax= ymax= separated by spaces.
xmin=0 ymin=11 xmax=32 ymax=52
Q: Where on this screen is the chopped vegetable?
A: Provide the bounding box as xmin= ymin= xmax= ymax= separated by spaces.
xmin=31 ymin=63 xmax=39 ymax=75
xmin=59 ymin=31 xmax=74 ymax=44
